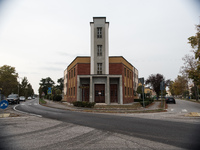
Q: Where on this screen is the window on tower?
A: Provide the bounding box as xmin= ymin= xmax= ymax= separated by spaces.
xmin=97 ymin=63 xmax=102 ymax=74
xmin=97 ymin=27 xmax=102 ymax=38
xmin=97 ymin=45 xmax=102 ymax=56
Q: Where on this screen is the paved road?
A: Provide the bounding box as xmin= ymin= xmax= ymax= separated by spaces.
xmin=167 ymin=99 xmax=200 ymax=113
xmin=3 ymin=98 xmax=197 ymax=150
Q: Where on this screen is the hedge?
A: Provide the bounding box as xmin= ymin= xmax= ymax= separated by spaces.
xmin=73 ymin=101 xmax=96 ymax=108
xmin=53 ymin=95 xmax=62 ymax=101
xmin=134 ymin=98 xmax=154 ymax=107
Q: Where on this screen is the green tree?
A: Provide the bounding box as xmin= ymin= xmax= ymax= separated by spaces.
xmin=27 ymin=83 xmax=34 ymax=97
xmin=19 ymin=77 xmax=34 ymax=97
xmin=169 ymin=81 xmax=175 ymax=96
xmin=39 ymin=77 xmax=55 ymax=96
xmin=56 ymin=77 xmax=64 ymax=92
xmin=145 ymin=73 xmax=170 ymax=100
xmin=187 ymin=24 xmax=200 ymax=100
xmin=173 ymin=75 xmax=188 ymax=97
xmin=0 ymin=65 xmax=18 ymax=96
xmin=136 ymin=85 xmax=143 ymax=99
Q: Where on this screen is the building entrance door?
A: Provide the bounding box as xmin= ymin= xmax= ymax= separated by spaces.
xmin=95 ymin=84 xmax=105 ymax=103
xmin=81 ymin=84 xmax=89 ymax=102
xmin=110 ymin=84 xmax=118 ymax=103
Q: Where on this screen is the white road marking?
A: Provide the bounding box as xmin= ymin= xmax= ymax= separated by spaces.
xmin=171 ymin=109 xmax=174 ymax=111
xmin=21 ymin=103 xmax=25 ymax=105
xmin=13 ymin=105 xmax=42 ymax=117
xmin=182 ymin=109 xmax=187 ymax=112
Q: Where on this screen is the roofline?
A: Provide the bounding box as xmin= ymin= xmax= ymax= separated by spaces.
xmin=67 ymin=56 xmax=90 ymax=70
xmin=109 ymin=56 xmax=135 ymax=68
xmin=65 ymin=55 xmax=138 ymax=71
xmin=90 ymin=17 xmax=109 ymax=25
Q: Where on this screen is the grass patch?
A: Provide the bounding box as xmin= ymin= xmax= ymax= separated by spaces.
xmin=39 ymin=98 xmax=47 ymax=104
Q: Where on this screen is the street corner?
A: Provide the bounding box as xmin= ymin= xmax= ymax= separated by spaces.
xmin=185 ymin=112 xmax=200 ymax=117
xmin=0 ymin=113 xmax=10 ymax=118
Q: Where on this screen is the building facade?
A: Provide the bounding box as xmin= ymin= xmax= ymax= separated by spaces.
xmin=63 ymin=17 xmax=138 ymax=104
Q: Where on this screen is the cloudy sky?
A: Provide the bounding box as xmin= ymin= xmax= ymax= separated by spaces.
xmin=0 ymin=0 xmax=200 ymax=94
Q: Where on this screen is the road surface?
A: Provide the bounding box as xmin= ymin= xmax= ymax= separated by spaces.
xmin=0 ymin=98 xmax=199 ymax=150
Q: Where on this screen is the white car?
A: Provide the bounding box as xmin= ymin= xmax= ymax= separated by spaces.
xmin=19 ymin=96 xmax=26 ymax=101
xmin=27 ymin=97 xmax=32 ymax=100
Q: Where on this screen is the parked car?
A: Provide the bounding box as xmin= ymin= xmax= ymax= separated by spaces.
xmin=7 ymin=94 xmax=20 ymax=104
xmin=27 ymin=97 xmax=32 ymax=100
xmin=165 ymin=97 xmax=176 ymax=104
xmin=19 ymin=96 xmax=26 ymax=101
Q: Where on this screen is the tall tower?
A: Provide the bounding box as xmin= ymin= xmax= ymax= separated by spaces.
xmin=90 ymin=17 xmax=109 ymax=75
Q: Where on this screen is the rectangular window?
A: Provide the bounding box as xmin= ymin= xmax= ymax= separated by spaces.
xmin=128 ymin=87 xmax=129 ymax=96
xmin=124 ymin=68 xmax=126 ymax=76
xmin=97 ymin=45 xmax=102 ymax=56
xmin=71 ymin=70 xmax=73 ymax=78
xmin=97 ymin=27 xmax=102 ymax=38
xmin=97 ymin=63 xmax=102 ymax=74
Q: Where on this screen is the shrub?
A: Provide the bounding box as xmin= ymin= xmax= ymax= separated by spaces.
xmin=134 ymin=99 xmax=142 ymax=102
xmin=53 ymin=95 xmax=62 ymax=101
xmin=139 ymin=98 xmax=154 ymax=107
xmin=73 ymin=101 xmax=96 ymax=108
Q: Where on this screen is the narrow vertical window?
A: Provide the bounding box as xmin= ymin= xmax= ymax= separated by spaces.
xmin=124 ymin=68 xmax=126 ymax=76
xmin=97 ymin=63 xmax=102 ymax=74
xmin=97 ymin=45 xmax=102 ymax=56
xmin=97 ymin=27 xmax=102 ymax=38
xmin=128 ymin=87 xmax=129 ymax=96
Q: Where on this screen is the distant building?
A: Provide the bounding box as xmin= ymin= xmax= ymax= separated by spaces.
xmin=63 ymin=17 xmax=138 ymax=104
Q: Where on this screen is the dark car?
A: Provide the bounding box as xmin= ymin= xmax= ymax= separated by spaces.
xmin=7 ymin=94 xmax=20 ymax=104
xmin=165 ymin=97 xmax=176 ymax=104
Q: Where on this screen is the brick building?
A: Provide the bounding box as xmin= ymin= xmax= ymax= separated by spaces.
xmin=63 ymin=17 xmax=138 ymax=104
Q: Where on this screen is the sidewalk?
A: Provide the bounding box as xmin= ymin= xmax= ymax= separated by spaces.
xmin=42 ymin=100 xmax=163 ymax=113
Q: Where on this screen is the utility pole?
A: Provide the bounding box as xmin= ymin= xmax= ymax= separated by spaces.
xmin=160 ymin=80 xmax=165 ymax=108
xmin=139 ymin=78 xmax=145 ymax=108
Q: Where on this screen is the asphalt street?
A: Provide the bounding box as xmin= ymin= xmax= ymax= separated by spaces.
xmin=6 ymin=100 xmax=200 ymax=149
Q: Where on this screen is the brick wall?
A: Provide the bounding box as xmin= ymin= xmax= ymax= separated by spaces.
xmin=77 ymin=63 xmax=90 ymax=75
xmin=109 ymin=63 xmax=123 ymax=75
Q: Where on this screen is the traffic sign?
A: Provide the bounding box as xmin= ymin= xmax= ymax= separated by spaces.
xmin=139 ymin=78 xmax=144 ymax=85
xmin=160 ymin=81 xmax=165 ymax=91
xmin=47 ymin=87 xmax=52 ymax=94
xmin=0 ymin=100 xmax=9 ymax=109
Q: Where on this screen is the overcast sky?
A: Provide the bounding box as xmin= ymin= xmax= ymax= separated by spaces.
xmin=0 ymin=0 xmax=200 ymax=94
